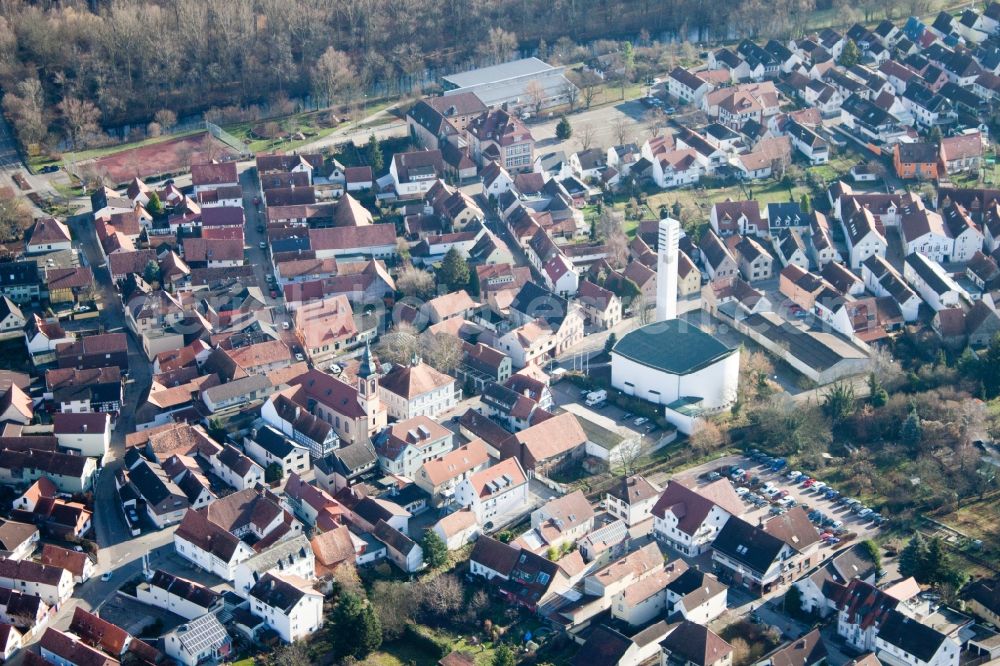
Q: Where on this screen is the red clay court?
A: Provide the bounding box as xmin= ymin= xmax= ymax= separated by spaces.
xmin=88 ymin=132 xmax=239 ymax=185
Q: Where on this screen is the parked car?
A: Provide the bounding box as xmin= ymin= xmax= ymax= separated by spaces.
xmin=736 ymin=487 xmax=749 ymax=497
xmin=40 ymin=164 xmax=59 ymax=174
xmin=634 ymin=416 xmax=648 ymax=426
xmin=812 ymin=482 xmax=827 ymax=492
xmin=775 ymin=489 xmax=790 ymax=499
xmin=857 ymin=508 xmax=873 ymax=518
xmin=770 ymin=506 xmax=786 ymax=516
xmin=787 ymin=470 xmax=802 ymax=481
xmin=259 ymin=241 xmax=267 ymax=249
xmin=802 ymin=478 xmax=816 ymax=488
xmin=707 ymin=472 xmax=721 ymax=481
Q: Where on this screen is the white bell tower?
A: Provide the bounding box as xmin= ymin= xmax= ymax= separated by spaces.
xmin=656 ymin=217 xmax=681 ymax=322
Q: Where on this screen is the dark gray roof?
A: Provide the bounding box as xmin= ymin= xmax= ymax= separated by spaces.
xmin=250 ymin=425 xmax=299 ymax=459
xmin=612 ymin=320 xmax=735 ymax=375
xmin=711 ymin=517 xmax=786 ymax=575
xmin=373 ymin=519 xmax=418 ymax=556
xmin=510 ymin=282 xmax=569 ymax=329
xmin=248 ymin=572 xmax=311 ymax=612
xmin=0 ymin=261 xmax=39 ymax=288
xmin=876 ymin=610 xmax=949 ymax=662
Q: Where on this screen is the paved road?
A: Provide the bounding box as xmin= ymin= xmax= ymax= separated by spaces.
xmin=239 ymin=167 xmax=285 ymax=311
xmin=33 ymin=213 xmax=163 ymax=642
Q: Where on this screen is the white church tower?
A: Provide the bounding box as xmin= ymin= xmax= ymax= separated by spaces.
xmin=656 ymin=217 xmax=681 ymax=322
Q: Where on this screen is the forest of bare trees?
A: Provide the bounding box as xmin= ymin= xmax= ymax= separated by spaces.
xmin=0 ymin=0 xmax=921 ymax=149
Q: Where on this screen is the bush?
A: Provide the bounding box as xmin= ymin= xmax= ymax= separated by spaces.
xmin=401 ymin=624 xmax=449 ymax=659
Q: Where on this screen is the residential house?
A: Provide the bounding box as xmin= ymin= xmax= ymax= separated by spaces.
xmin=606 ymin=475 xmax=660 ymax=528
xmin=415 ymin=440 xmax=490 ymax=507
xmin=904 ymin=252 xmax=965 ymax=310
xmin=243 ymin=425 xmax=310 ymax=478
xmin=659 ymin=621 xmax=734 ymax=666
xmin=862 ymin=255 xmax=922 ymax=322
xmin=700 ymin=230 xmax=739 ymax=280
xmin=455 ymin=456 xmax=528 ymax=528
xmin=0 ymin=558 xmax=73 ymax=605
xmin=894 ymin=143 xmax=940 ymax=180
xmin=247 ymin=572 xmax=323 ymax=643
xmin=939 ymin=133 xmax=984 ymax=174
xmin=173 ymin=487 xmax=302 ymax=581
xmin=467 ymin=109 xmax=535 ymax=172
xmin=710 ymin=201 xmax=767 ymax=237
xmin=374 ymin=416 xmax=454 ymax=478
xmin=379 ymin=360 xmax=458 ymax=420
xmin=163 ymin=613 xmax=231 ymax=666
xmin=500 ymin=411 xmax=587 ymax=476
xmin=137 ymin=569 xmax=222 ymax=620
xmin=373 ymin=520 xmax=424 ymax=573
xmin=733 ymin=235 xmax=774 ymax=282
xmin=652 ymin=479 xmax=744 ymax=556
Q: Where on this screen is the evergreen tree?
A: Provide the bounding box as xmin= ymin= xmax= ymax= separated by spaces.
xmin=924 ymin=537 xmax=948 ymax=584
xmin=556 ymin=116 xmax=572 ymax=141
xmin=867 ymin=373 xmax=888 ymax=408
xmin=421 ymin=529 xmax=448 ymax=568
xmin=899 ymin=534 xmax=929 ymax=580
xmin=799 ymin=193 xmax=811 ymax=214
xmin=976 ymin=333 xmax=1000 ymax=398
xmin=146 ymin=191 xmax=164 ymax=216
xmin=901 ymin=404 xmax=923 ymax=449
xmin=367 ymin=134 xmax=384 ymax=175
xmin=265 ymin=462 xmax=283 ymax=483
xmin=839 ymin=39 xmax=860 ymax=67
xmin=493 ymin=643 xmax=516 ymax=666
xmin=439 ymin=247 xmax=470 ymax=290
xmin=331 ymin=592 xmax=382 ymax=659
xmin=143 ymin=260 xmax=161 ymax=285
xmin=604 ymin=332 xmax=618 ymax=354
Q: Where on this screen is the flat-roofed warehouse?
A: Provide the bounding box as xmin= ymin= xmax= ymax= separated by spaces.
xmin=442 ymin=57 xmax=578 ymax=113
xmin=737 ymin=312 xmax=870 ymax=384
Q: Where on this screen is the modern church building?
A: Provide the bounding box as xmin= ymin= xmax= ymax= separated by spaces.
xmin=610 ymin=218 xmax=740 ymax=434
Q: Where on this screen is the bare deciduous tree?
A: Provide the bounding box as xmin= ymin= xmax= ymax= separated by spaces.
xmin=312 ymin=47 xmax=357 ymax=105
xmin=376 ymin=321 xmax=421 ymax=365
xmin=578 ymin=123 xmax=596 ymax=150
xmin=645 ymin=107 xmax=666 ymax=138
xmin=153 ymin=109 xmax=177 ymax=132
xmin=481 ymin=28 xmax=518 ymax=62
xmin=613 ymin=439 xmax=642 ymax=475
xmin=58 ymin=96 xmax=101 ymax=149
xmin=396 ymin=264 xmax=435 ymax=298
xmin=563 ymin=82 xmax=580 ymax=112
xmin=2 ymin=78 xmax=47 ymax=148
xmin=524 ymin=79 xmax=545 ymax=113
xmin=420 ymin=332 xmax=463 ymax=373
xmin=419 ymin=573 xmax=464 ymax=619
xmin=690 ymin=420 xmax=725 ymax=455
xmin=612 ymin=116 xmax=631 ymax=146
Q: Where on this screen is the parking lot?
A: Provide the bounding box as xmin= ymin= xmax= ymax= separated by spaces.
xmin=676 ymin=452 xmax=884 ymax=546
xmin=549 ymin=379 xmax=670 ymax=450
